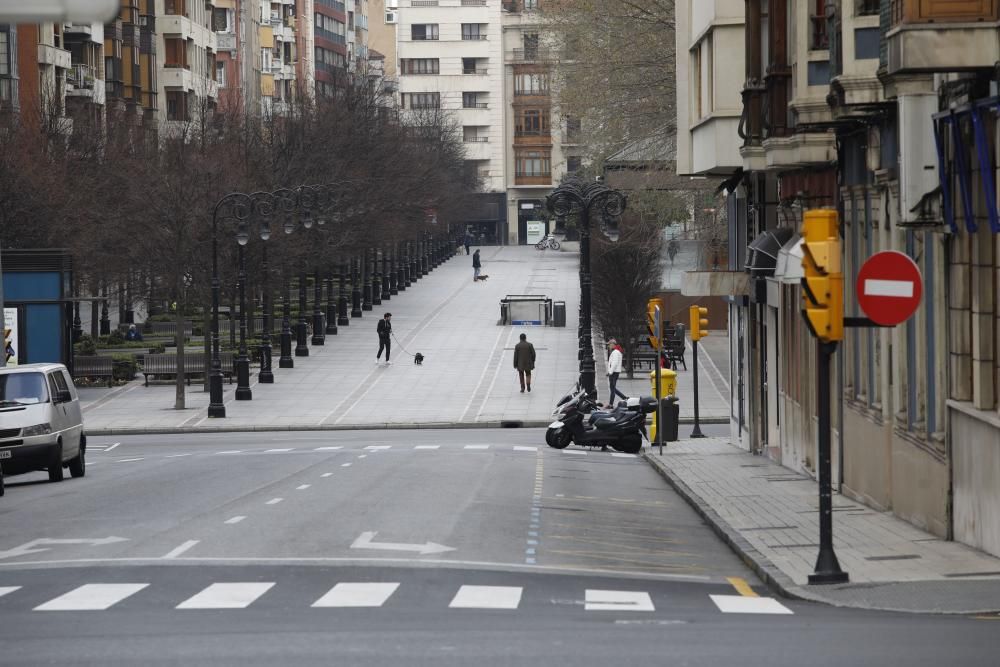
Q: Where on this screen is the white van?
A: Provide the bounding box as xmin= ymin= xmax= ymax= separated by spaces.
xmin=0 ymin=363 xmax=86 ymax=482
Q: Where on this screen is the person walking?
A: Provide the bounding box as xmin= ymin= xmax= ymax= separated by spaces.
xmin=472 ymin=249 xmax=481 ymax=282
xmin=513 ymin=333 xmax=536 ymax=393
xmin=376 ymin=312 xmax=392 ymax=365
xmin=464 ymin=232 xmax=472 ymax=255
xmin=606 ymin=338 xmax=628 ymax=404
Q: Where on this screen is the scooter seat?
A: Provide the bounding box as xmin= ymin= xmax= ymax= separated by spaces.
xmin=593 ymin=417 xmax=617 ymax=429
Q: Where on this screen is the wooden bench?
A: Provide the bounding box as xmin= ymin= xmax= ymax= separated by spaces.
xmin=143 ymin=352 xmax=234 ymax=386
xmin=72 ymin=356 xmax=115 ymax=387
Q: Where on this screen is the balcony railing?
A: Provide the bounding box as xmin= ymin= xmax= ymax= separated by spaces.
xmin=462 ymin=34 xmax=488 ymax=41
xmin=510 ymin=48 xmax=551 ymax=61
xmin=462 ymin=0 xmax=487 ymax=5
xmin=464 ymin=136 xmax=490 ymax=142
xmin=411 ymin=0 xmax=438 ymax=5
xmin=809 ymin=15 xmax=829 ymax=50
xmin=463 ymin=102 xmax=489 ymax=109
xmin=463 ymin=68 xmax=488 ymax=75
xmin=855 ymin=0 xmax=879 ymax=16
xmin=67 ymin=63 xmax=96 ymax=90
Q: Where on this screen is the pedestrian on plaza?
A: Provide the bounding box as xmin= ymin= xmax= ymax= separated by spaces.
xmin=472 ymin=249 xmax=482 ymax=281
xmin=513 ymin=333 xmax=536 ymax=393
xmin=606 ymin=338 xmax=628 ymax=405
xmin=464 ymin=232 xmax=473 ymax=255
xmin=125 ymin=324 xmax=143 ymax=342
xmin=376 ymin=312 xmax=392 ymax=365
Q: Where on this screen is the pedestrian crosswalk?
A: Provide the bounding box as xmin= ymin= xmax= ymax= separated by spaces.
xmin=1 ymin=581 xmax=795 ymax=615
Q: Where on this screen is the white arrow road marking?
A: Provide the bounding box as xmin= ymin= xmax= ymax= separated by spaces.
xmin=710 ymin=594 xmax=793 ymax=615
xmin=585 ymin=590 xmax=655 ymax=612
xmin=0 ymin=537 xmax=129 ymax=560
xmin=864 ymin=279 xmax=914 ymax=298
xmin=350 ymin=531 xmax=456 ymax=555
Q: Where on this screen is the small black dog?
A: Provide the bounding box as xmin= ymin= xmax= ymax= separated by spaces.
xmin=414 ymin=352 xmax=424 ymax=365
xmin=474 ymin=274 xmax=489 ymax=282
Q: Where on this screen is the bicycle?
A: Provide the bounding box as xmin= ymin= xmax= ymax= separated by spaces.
xmin=535 ymin=234 xmax=561 ymax=251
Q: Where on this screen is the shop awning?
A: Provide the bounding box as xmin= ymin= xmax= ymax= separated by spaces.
xmin=746 ymin=227 xmax=795 ymax=277
xmin=774 ymin=234 xmax=804 ymax=284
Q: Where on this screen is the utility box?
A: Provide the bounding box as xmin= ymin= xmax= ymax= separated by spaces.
xmin=500 ymin=295 xmax=552 ymax=326
xmin=552 ymin=301 xmax=566 ymax=327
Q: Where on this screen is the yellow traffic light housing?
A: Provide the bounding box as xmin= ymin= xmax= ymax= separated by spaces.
xmin=800 ymin=209 xmax=843 ymax=343
xmin=647 ymin=297 xmax=664 ymax=347
xmin=689 ymin=305 xmax=709 ymax=342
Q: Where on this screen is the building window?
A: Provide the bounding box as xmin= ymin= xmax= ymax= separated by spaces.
xmin=463 ymin=92 xmax=486 ymax=108
xmin=515 ymin=108 xmax=549 ymax=136
xmin=405 ymin=92 xmax=440 ymax=109
xmin=401 ymin=58 xmax=439 ymax=74
xmin=566 ymin=156 xmax=582 ymax=173
xmin=523 ymin=32 xmax=539 ymax=57
xmin=515 ymin=150 xmax=551 ymax=177
xmin=315 ymin=13 xmax=346 ymax=44
xmin=212 ymin=8 xmax=232 ymax=32
xmin=164 ymin=0 xmax=186 ymax=16
xmin=411 ymin=24 xmax=439 ymax=41
xmin=463 ymin=126 xmax=488 ymax=142
xmin=462 ymin=57 xmax=484 ymax=74
xmin=691 ymin=45 xmax=701 ymax=119
xmin=0 ymin=28 xmax=11 ymax=75
xmin=315 ymin=46 xmax=346 ymax=72
xmin=166 ymin=90 xmax=187 ymax=121
xmin=216 ymin=61 xmax=226 ymax=87
xmin=514 ymin=72 xmax=548 ymax=95
xmin=164 ymin=38 xmax=186 ymax=68
xmin=462 ymin=24 xmax=486 ymax=40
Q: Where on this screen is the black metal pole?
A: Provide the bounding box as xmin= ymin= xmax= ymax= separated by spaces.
xmin=258 ymin=244 xmax=274 ymax=383
xmin=389 ymin=246 xmax=399 ymax=295
xmin=100 ymin=282 xmax=110 ymax=336
xmin=398 ymin=243 xmax=408 ymax=291
xmin=311 ymin=270 xmax=325 ymax=345
xmin=295 ymin=269 xmax=309 ymax=357
xmin=809 ymin=340 xmax=849 ymax=585
xmin=362 ymin=248 xmax=374 ymax=311
xmin=381 ymin=247 xmax=391 ymax=301
xmin=279 ymin=275 xmax=293 ymax=368
xmin=579 ymin=211 xmax=596 ymax=400
xmin=691 ymin=339 xmax=705 ymax=438
xmin=337 ymin=259 xmax=350 ymax=325
xmin=235 ymin=244 xmax=252 ymax=400
xmin=208 ymin=209 xmax=226 ymax=418
xmin=325 ymin=271 xmax=337 ymax=335
xmin=351 ymin=256 xmax=363 ymax=317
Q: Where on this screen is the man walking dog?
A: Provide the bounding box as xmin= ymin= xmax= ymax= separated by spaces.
xmin=376 ymin=312 xmax=392 ymax=365
xmin=472 ymin=248 xmax=482 ymax=282
xmin=513 ymin=333 xmax=536 ymax=393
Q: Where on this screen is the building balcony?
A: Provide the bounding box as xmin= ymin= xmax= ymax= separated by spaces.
xmin=66 ymin=64 xmax=97 ymax=96
xmin=463 ymin=68 xmax=489 ymax=75
xmin=160 ymin=15 xmax=216 ymax=49
xmin=886 ymin=0 xmax=1000 ymax=74
xmin=687 ymin=115 xmax=742 ymax=176
xmin=514 ymin=131 xmax=551 ymax=146
xmin=216 ymin=31 xmax=236 ymax=52
xmin=762 ymin=131 xmax=836 ymax=171
xmin=463 ymin=141 xmax=493 ymax=160
xmin=161 ymin=66 xmax=194 ymax=91
xmin=503 ymin=0 xmax=540 ymax=12
xmin=508 ymin=48 xmax=552 ymax=62
xmin=515 ymin=173 xmax=552 ymax=186
xmin=37 ymin=44 xmax=71 ymax=70
xmin=462 ymin=102 xmax=489 ymax=109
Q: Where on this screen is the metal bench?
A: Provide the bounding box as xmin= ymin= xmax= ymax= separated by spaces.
xmin=143 ymin=352 xmax=234 ymax=386
xmin=71 ymin=356 xmax=115 ymax=387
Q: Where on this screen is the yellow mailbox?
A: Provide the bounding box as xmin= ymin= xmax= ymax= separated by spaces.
xmin=649 ymin=368 xmax=677 ymax=442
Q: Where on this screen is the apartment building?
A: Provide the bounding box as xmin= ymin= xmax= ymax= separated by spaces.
xmin=156 ymin=0 xmax=219 ymax=132
xmin=676 ymin=0 xmax=1000 ymax=559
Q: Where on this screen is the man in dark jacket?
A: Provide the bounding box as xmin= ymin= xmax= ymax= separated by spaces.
xmin=513 ymin=333 xmax=536 ymax=393
xmin=376 ymin=312 xmax=392 ymax=365
xmin=472 ymin=249 xmax=482 ymax=281
xmin=464 ymin=232 xmax=472 ymax=255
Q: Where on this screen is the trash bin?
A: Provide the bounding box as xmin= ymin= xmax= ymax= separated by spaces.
xmin=553 ymin=301 xmax=566 ymax=327
xmin=648 ymin=368 xmax=678 ymax=443
xmin=649 ymin=368 xmax=677 ymax=398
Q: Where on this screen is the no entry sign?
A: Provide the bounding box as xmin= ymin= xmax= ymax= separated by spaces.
xmin=856 ymin=251 xmax=923 ymax=326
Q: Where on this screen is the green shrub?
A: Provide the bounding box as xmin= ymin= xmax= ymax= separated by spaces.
xmin=149 ymin=343 xmax=166 ymax=354
xmin=107 ymin=329 xmax=125 ymax=345
xmin=111 ymin=354 xmax=138 ymax=381
xmin=77 ymin=336 xmax=97 ymax=356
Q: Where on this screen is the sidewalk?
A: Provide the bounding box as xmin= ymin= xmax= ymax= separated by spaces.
xmin=80 ymin=246 xmax=586 ymax=433
xmin=643 ymin=437 xmax=1000 ymax=614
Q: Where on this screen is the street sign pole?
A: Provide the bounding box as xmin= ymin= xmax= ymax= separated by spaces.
xmin=690 ymin=338 xmax=705 ymax=438
xmin=654 ymin=306 xmax=663 ymax=454
xmin=809 ymin=339 xmax=849 ymax=584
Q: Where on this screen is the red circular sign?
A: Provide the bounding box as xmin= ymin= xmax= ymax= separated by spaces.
xmin=856 ymin=251 xmax=923 ymax=326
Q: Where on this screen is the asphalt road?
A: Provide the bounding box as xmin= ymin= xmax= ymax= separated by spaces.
xmin=0 ymin=429 xmax=997 ymax=666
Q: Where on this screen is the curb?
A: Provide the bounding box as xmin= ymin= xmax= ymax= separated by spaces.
xmin=641 ymin=450 xmax=1000 ymax=615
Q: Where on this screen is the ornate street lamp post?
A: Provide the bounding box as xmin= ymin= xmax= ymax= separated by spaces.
xmin=546 ymin=179 xmax=626 ymax=400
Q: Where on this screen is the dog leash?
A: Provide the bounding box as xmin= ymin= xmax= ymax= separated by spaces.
xmin=390 ymin=331 xmax=417 ymax=359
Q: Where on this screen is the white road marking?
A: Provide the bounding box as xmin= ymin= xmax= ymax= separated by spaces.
xmin=414 ymin=445 xmax=440 ymax=450
xmin=611 ymin=453 xmax=636 ymax=459
xmin=265 ymin=448 xmax=293 ymax=453
xmin=115 ymin=457 xmax=144 ymax=463
xmin=350 ymin=531 xmax=455 ymax=555
xmin=165 ymin=453 xmax=192 ymax=458
xmin=321 ymin=473 xmax=333 ymax=478
xmin=312 ymin=582 xmax=400 ymax=608
xmin=464 ymin=445 xmax=489 ymax=450
xmin=225 ymin=516 xmax=247 ymax=524
xmin=216 ymin=450 xmax=242 ymax=455
xmin=364 ymin=446 xmax=391 ymax=451
xmin=864 ymin=278 xmax=914 ymax=298
xmin=296 ymin=484 xmax=311 ymax=490
xmin=358 ymin=455 xmax=368 ymax=459
xmin=585 ymin=590 xmax=655 ymax=612
xmin=341 ymin=463 xmax=352 ymax=468
xmin=460 ymin=326 xmax=509 ymax=422
xmin=176 ymin=583 xmax=275 ymax=610
xmin=161 ymin=540 xmax=199 ymax=559
xmin=709 ymin=595 xmax=793 ymax=615
xmin=473 ymin=326 xmax=518 ymax=423
xmin=514 ymin=446 xmax=538 ymax=452
xmin=562 ymin=450 xmax=587 ymax=456
xmin=265 ymin=498 xmax=283 ymax=505
xmin=104 ymin=442 xmax=121 ymax=452
xmin=449 ymin=585 xmax=522 ymax=610
xmin=0 ymin=586 xmax=21 ymax=599
xmin=35 ymin=583 xmax=149 ymax=611
xmin=314 ymin=446 xmax=343 ymax=451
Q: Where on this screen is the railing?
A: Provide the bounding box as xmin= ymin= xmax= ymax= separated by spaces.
xmin=462 ymin=0 xmax=487 ymax=5
xmin=809 ymin=15 xmax=828 ymax=50
xmin=411 ymin=0 xmax=438 ymax=5
xmin=514 ymin=88 xmax=549 ymax=96
xmin=462 ymin=34 xmax=488 ymax=41
xmin=511 ymin=48 xmax=551 ymax=61
xmin=316 ymin=27 xmax=346 ymax=44
xmin=464 ymin=137 xmax=490 ymax=142
xmin=463 ymin=68 xmax=488 ymax=75
xmin=316 ymin=0 xmax=346 ymax=12
xmin=463 ymin=102 xmax=489 ymax=109
xmin=67 ymin=63 xmax=95 ymax=90
xmin=855 ymin=0 xmax=879 ymax=16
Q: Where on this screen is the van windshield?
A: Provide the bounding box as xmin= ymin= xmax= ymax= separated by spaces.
xmin=0 ymin=372 xmax=49 ymax=406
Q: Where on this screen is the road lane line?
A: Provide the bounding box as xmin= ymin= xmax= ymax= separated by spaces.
xmin=225 ymin=516 xmax=247 ymax=524
xmin=364 ymin=446 xmax=391 ymax=451
xmin=726 ymin=577 xmax=758 ymax=598
xmin=177 ymin=583 xmax=274 ymax=609
xmin=460 ymin=326 xmax=509 ymax=422
xmin=464 ymin=445 xmax=489 ymax=450
xmin=358 ymin=455 xmax=368 ymax=459
xmin=611 ymin=453 xmax=636 ymax=459
xmin=710 ymin=594 xmax=793 ymax=615
xmin=35 ymin=584 xmax=149 ymax=611
xmin=104 ymin=442 xmax=121 ymax=452
xmin=341 ymin=463 xmax=352 ymax=468
xmin=514 ymin=446 xmax=537 ymax=452
xmin=165 ymin=453 xmax=192 ymax=458
xmin=217 ymin=450 xmax=243 ymax=455
xmin=296 ymin=484 xmax=311 ymax=490
xmin=314 ymin=446 xmax=343 ymax=451
xmin=115 ymin=457 xmax=144 ymax=463
xmin=584 ymin=590 xmax=654 ymax=612
xmin=449 ymin=585 xmax=522 ymax=610
xmin=0 ymin=586 xmax=21 ymax=599
xmin=321 ymin=473 xmax=333 ymax=478
xmin=414 ymin=445 xmax=440 ymax=450
xmin=562 ymin=450 xmax=587 ymax=456
xmin=162 ymin=540 xmax=199 ymax=559
xmin=265 ymin=448 xmax=293 ymax=453
xmin=266 ymin=498 xmax=283 ymax=505
xmin=312 ymin=583 xmax=399 ymax=608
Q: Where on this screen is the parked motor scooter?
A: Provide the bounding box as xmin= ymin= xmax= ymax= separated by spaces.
xmin=546 ymin=390 xmax=655 ymax=454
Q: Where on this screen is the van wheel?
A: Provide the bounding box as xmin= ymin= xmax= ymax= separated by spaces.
xmin=48 ymin=442 xmax=64 ymax=482
xmin=69 ymin=435 xmax=86 ymax=478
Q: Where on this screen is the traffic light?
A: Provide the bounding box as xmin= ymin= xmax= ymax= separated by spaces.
xmin=800 ymin=209 xmax=843 ymax=343
xmin=647 ymin=297 xmax=664 ymax=347
xmin=689 ymin=305 xmax=709 ymax=342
